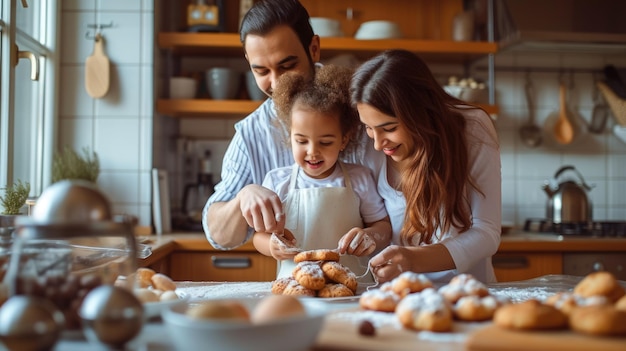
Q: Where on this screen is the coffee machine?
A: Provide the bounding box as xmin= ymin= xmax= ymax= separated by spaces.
xmin=180 ymin=149 xmax=215 ymax=230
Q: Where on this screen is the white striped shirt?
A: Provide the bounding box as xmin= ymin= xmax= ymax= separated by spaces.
xmin=202 ymin=98 xmax=374 ymax=249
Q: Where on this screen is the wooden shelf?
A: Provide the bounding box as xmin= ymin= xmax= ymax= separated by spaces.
xmin=158 ymin=32 xmax=498 ymax=63
xmin=157 ymin=98 xmax=498 ymax=119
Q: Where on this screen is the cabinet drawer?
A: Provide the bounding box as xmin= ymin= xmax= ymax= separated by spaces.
xmin=169 ymin=251 xmax=277 ymax=282
xmin=492 ymin=253 xmax=562 ymax=282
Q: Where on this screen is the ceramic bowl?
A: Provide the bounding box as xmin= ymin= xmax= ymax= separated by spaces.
xmin=169 ymin=77 xmax=197 ymax=99
xmin=162 ymin=298 xmax=327 ymax=351
xmin=354 ymin=20 xmax=402 ymax=40
xmin=205 ymin=68 xmax=240 ymax=100
xmin=310 ymin=17 xmax=343 ymax=37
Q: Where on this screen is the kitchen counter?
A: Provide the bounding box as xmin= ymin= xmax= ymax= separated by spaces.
xmin=52 ymin=275 xmax=626 ymax=351
xmin=141 ymin=231 xmax=626 ymax=262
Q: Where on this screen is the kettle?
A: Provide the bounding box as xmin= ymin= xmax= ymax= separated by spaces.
xmin=542 ymin=165 xmax=593 ymax=224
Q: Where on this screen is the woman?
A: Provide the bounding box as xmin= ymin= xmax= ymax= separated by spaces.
xmin=350 ymin=49 xmax=501 ymax=284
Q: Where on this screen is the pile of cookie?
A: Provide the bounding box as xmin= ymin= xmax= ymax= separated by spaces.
xmin=271 ymin=249 xmax=358 ymax=298
xmin=494 ymin=271 xmax=626 ymax=337
xmin=358 ymin=272 xmax=506 ymax=332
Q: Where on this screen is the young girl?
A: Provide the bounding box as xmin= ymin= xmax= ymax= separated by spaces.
xmin=253 ymin=64 xmax=391 ymax=281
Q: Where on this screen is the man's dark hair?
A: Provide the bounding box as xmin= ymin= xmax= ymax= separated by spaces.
xmin=240 ymin=0 xmax=314 ymax=55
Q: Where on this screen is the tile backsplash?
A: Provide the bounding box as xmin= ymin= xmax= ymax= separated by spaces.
xmin=59 ymin=2 xmax=626 ymax=231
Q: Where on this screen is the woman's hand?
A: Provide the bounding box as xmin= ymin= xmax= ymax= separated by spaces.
xmin=338 ymin=227 xmax=376 ymax=257
xmin=269 ymin=229 xmax=301 ymax=260
xmin=369 ymin=245 xmax=414 ymax=283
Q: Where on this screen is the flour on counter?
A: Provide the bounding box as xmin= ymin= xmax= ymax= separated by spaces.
xmin=177 ymin=282 xmax=273 ymax=300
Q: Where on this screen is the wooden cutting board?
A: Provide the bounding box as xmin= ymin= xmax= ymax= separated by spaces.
xmin=85 ymin=33 xmax=110 ymax=98
xmin=465 ymin=325 xmax=626 ymax=351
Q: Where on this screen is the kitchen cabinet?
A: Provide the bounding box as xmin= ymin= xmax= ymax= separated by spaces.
xmin=156 ymin=0 xmax=499 ymax=119
xmin=492 ymin=252 xmax=562 ymax=282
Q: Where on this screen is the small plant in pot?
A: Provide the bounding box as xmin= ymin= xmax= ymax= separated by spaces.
xmin=52 ymin=146 xmax=100 ymax=183
xmin=0 ymin=180 xmax=31 ymax=241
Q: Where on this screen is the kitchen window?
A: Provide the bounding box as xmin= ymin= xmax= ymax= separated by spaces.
xmin=0 ymin=0 xmax=58 ymax=198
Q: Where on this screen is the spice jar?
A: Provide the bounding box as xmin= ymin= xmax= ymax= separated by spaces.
xmin=5 ymin=180 xmax=138 ymax=331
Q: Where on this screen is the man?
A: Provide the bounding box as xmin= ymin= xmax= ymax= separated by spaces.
xmin=203 ymin=0 xmax=372 ymax=249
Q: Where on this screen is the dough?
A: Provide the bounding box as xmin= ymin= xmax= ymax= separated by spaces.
xmin=320 ymin=261 xmax=358 ymax=293
xmin=317 ymin=283 xmax=354 ymax=298
xmin=569 ymin=305 xmax=626 ymax=336
xmin=135 ymin=267 xmax=156 ymax=288
xmin=359 ymin=289 xmax=401 ymax=312
xmin=294 ymin=249 xmax=340 ymax=263
xmin=616 ymin=294 xmax=626 ymax=311
xmin=292 ymin=261 xmax=326 ymax=290
xmin=251 ymin=295 xmax=305 ymax=324
xmin=395 ymin=288 xmax=453 ymax=332
xmin=186 ymin=300 xmax=250 ymax=321
xmin=573 ymin=271 xmax=625 ymax=303
xmin=151 ymin=273 xmax=177 ymax=291
xmin=493 ymin=299 xmax=568 ymax=330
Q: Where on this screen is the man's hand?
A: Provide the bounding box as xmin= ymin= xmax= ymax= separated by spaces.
xmin=238 ymin=184 xmax=285 ymax=234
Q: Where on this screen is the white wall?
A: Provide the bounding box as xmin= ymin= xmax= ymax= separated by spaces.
xmin=59 ymin=0 xmax=154 ymax=226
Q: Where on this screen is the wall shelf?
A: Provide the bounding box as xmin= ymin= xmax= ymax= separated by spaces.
xmin=156 ymin=98 xmax=498 ymax=118
xmin=158 ymin=32 xmax=498 ymax=63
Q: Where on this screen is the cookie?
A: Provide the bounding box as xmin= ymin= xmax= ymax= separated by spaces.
xmin=569 ymin=305 xmax=626 ymax=336
xmin=292 ymin=261 xmax=326 ymax=290
xmin=359 ymin=289 xmax=401 ymax=312
xmin=293 ymin=249 xmax=340 ymax=263
xmin=271 ymin=276 xmax=296 ymax=295
xmin=453 ymin=295 xmax=501 ymax=321
xmin=317 ymin=283 xmax=354 ymax=298
xmin=438 ymin=273 xmax=489 ymax=303
xmin=388 ymin=272 xmax=433 ymax=297
xmin=282 ymin=279 xmax=316 ymax=297
xmin=573 ymin=271 xmax=625 ymax=303
xmin=395 ymin=288 xmax=453 ymax=332
xmin=321 ymin=261 xmax=357 ymax=293
xmin=493 ymin=299 xmax=567 ymax=330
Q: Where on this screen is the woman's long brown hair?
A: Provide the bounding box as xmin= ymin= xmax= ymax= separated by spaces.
xmin=351 ymin=49 xmax=481 ymax=245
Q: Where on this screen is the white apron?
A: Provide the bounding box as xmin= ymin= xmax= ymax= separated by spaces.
xmin=277 ymin=162 xmax=373 ymax=283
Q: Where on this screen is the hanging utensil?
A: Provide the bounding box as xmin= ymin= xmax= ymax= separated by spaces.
xmin=85 ymin=33 xmax=110 ymax=99
xmin=519 ymin=74 xmax=542 ymax=147
xmin=552 ymin=82 xmax=575 ymax=145
xmin=588 ymin=82 xmax=609 ymax=134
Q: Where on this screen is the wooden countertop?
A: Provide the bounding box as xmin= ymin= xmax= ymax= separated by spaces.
xmin=139 ymin=231 xmax=626 ymax=266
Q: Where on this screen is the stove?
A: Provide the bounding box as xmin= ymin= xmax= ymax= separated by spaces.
xmin=523 ymin=218 xmax=626 ymax=280
xmin=523 ymin=218 xmax=626 ymax=238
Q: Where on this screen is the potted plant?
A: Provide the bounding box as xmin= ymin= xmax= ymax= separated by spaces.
xmin=0 ymin=180 xmax=30 ymax=240
xmin=52 ymin=146 xmax=100 ymax=183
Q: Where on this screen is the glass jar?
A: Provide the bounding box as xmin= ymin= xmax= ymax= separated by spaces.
xmin=5 ymin=181 xmax=138 ymax=331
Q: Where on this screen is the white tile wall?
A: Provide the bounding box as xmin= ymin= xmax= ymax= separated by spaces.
xmin=59 ymin=3 xmax=626 ymax=230
xmin=60 ymin=0 xmax=154 ymax=226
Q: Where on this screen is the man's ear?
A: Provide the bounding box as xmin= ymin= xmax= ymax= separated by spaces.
xmin=308 ymin=35 xmax=321 ymax=63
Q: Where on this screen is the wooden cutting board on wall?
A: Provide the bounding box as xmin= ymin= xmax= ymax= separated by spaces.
xmin=465 ymin=325 xmax=626 ymax=351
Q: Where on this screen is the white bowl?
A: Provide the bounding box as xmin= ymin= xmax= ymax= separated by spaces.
xmin=355 ymin=20 xmax=402 ymax=40
xmin=310 ymin=17 xmax=343 ymax=37
xmin=162 ymin=298 xmax=327 ymax=351
xmin=169 ymin=77 xmax=197 ymax=99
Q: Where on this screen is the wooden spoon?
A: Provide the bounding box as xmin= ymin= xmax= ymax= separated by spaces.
xmin=553 ymin=83 xmax=575 ymax=144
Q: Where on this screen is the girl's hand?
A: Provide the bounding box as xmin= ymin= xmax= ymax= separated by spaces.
xmin=269 ymin=229 xmax=301 ymax=260
xmin=338 ymin=227 xmax=376 ymax=257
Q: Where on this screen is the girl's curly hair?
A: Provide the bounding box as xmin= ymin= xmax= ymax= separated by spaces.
xmin=273 ymin=64 xmax=362 ymax=156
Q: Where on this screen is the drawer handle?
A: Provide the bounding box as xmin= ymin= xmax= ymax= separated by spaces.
xmin=211 ymin=256 xmax=251 ymax=269
xmin=492 ymin=256 xmax=529 ymax=269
